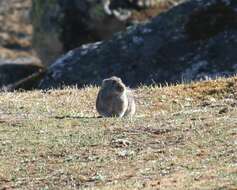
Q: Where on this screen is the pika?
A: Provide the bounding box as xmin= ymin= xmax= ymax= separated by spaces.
xmin=96 ymin=76 xmax=135 ymax=117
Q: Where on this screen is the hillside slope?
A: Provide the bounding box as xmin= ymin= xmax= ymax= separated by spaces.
xmin=0 ymin=77 xmax=237 ymax=189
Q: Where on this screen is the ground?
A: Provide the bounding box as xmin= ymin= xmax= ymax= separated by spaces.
xmin=0 ymin=77 xmax=237 ymax=189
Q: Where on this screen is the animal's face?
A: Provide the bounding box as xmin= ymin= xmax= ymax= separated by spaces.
xmin=102 ymin=76 xmax=125 ymax=94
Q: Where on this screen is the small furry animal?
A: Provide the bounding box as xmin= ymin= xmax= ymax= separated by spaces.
xmin=96 ymin=76 xmax=136 ymax=117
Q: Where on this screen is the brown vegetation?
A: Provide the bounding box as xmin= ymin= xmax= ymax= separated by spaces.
xmin=0 ymin=76 xmax=236 ymax=189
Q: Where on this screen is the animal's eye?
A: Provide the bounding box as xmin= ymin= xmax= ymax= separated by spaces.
xmin=116 ymin=83 xmax=123 ymax=92
xmin=111 ymin=80 xmax=117 ymax=85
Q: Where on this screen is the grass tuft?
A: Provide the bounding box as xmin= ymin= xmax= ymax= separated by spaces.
xmin=0 ymin=77 xmax=237 ymax=189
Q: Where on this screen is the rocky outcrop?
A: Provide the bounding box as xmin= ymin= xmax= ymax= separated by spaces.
xmin=0 ymin=0 xmax=33 ymax=60
xmin=0 ymin=58 xmax=45 ymax=91
xmin=0 ymin=0 xmax=45 ymax=91
xmin=32 ymin=0 xmax=183 ymax=65
xmin=38 ymin=0 xmax=237 ymax=89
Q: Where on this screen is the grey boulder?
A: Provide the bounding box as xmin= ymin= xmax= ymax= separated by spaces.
xmin=39 ymin=0 xmax=237 ymax=89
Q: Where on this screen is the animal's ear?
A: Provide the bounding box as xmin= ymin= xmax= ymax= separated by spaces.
xmin=102 ymin=79 xmax=108 ymax=86
xmin=116 ymin=76 xmax=122 ymax=83
xmin=115 ymin=82 xmax=124 ymax=92
xmin=118 ymin=77 xmax=123 ymax=83
xmin=112 ymin=76 xmax=123 ymax=83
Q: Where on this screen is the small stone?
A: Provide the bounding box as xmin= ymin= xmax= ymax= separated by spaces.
xmin=218 ymin=107 xmax=229 ymax=114
xmin=91 ymin=173 xmax=105 ymax=182
xmin=111 ymin=138 xmax=131 ymax=147
xmin=116 ymin=149 xmax=135 ymax=157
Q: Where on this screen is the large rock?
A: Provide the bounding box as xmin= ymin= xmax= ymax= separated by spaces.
xmin=39 ymin=0 xmax=237 ymax=89
xmin=0 ymin=0 xmax=45 ymax=91
xmin=32 ymin=0 xmax=182 ymax=65
xmin=0 ymin=58 xmax=45 ymax=91
xmin=0 ymin=0 xmax=33 ymax=60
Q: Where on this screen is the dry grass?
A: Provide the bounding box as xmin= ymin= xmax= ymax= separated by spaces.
xmin=0 ymin=77 xmax=237 ymax=189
